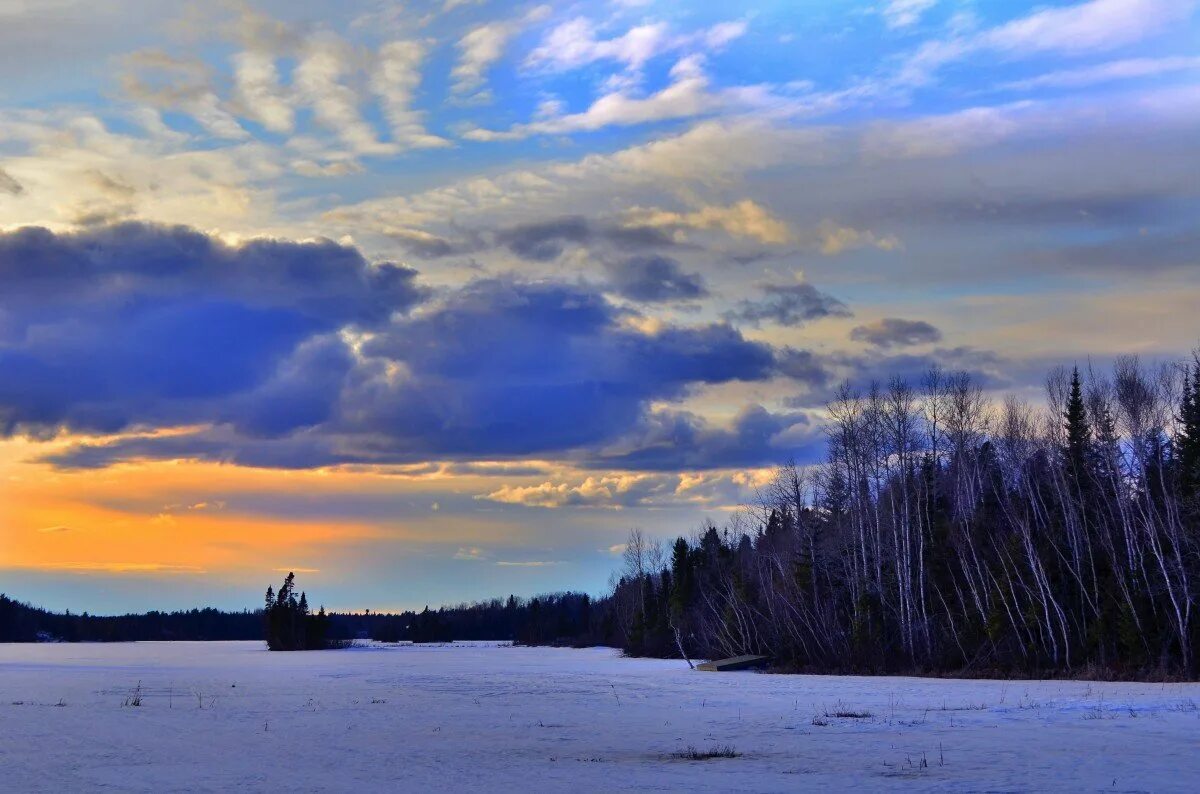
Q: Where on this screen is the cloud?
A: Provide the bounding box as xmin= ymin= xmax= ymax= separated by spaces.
xmin=344 ymin=279 xmax=778 ymax=458
xmin=1000 ymin=55 xmax=1200 ymax=91
xmin=453 ymin=546 xmax=487 ymax=560
xmin=862 ymin=105 xmax=1030 ymax=159
xmin=724 ymin=282 xmax=851 ymax=328
xmin=526 ymin=17 xmax=670 ymax=74
xmin=882 ymin=0 xmax=938 ymax=29
xmin=981 ymin=0 xmax=1195 ymax=56
xmin=774 ymin=348 xmax=834 ymax=388
xmin=326 ymin=120 xmax=831 ymax=243
xmin=120 ymin=50 xmax=248 ymax=140
xmin=811 ymin=221 xmax=902 ymax=254
xmin=894 ymin=0 xmax=1198 ymax=89
xmin=0 ymin=167 xmax=24 ymax=196
xmin=496 ymin=215 xmax=590 ymax=260
xmin=464 ymin=54 xmax=723 ymax=139
xmin=1029 ymin=225 xmax=1200 ymax=274
xmin=849 ymin=318 xmax=943 ymax=348
xmin=603 ymin=255 xmax=707 ymax=302
xmin=231 ymin=50 xmax=294 ymax=133
xmin=0 ymin=222 xmax=423 ymax=437
xmin=483 ymin=474 xmax=668 ymax=508
xmin=524 ymin=17 xmax=745 ymax=86
xmin=25 ymin=242 xmax=782 ymax=470
xmin=372 ymin=39 xmax=450 ymax=150
xmin=592 ymin=404 xmax=822 ymax=471
xmin=495 ymin=215 xmax=675 ymax=261
xmin=294 ymin=34 xmax=392 ymax=155
xmin=481 ymin=469 xmax=754 ymax=509
xmin=0 ymin=108 xmax=300 ymax=232
xmin=625 ymin=199 xmax=791 ymax=244
xmin=386 ymin=227 xmax=471 ymax=258
xmin=452 ymin=5 xmax=550 ymax=97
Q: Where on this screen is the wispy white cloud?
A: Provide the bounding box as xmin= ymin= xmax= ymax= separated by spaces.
xmin=895 ymin=0 xmax=1198 ymax=89
xmin=480 ymin=471 xmax=743 ymax=509
xmin=232 ymin=50 xmax=294 ymax=133
xmin=371 ymin=39 xmax=450 ymax=150
xmin=294 ymin=34 xmax=393 ymax=156
xmin=882 ymin=0 xmax=938 ymax=30
xmin=451 ymin=5 xmax=550 ymax=98
xmin=120 ymin=50 xmax=248 ymax=140
xmin=624 ymin=199 xmax=792 ymax=244
xmin=465 ymin=54 xmax=722 ymax=139
xmin=1001 ymin=55 xmax=1200 ymax=90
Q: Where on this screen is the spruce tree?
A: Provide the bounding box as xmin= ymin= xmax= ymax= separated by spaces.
xmin=1064 ymin=367 xmax=1091 ymax=483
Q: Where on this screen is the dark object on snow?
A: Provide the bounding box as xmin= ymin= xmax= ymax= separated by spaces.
xmin=696 ymin=655 xmax=770 ymax=672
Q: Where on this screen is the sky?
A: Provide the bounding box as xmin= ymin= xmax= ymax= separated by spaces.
xmin=1 ymin=0 xmax=1198 ymax=614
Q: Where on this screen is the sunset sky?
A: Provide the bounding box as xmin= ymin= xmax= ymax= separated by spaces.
xmin=1 ymin=0 xmax=1198 ymax=613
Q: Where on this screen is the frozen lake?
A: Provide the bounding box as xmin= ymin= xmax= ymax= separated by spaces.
xmin=1 ymin=641 xmax=1198 ymax=792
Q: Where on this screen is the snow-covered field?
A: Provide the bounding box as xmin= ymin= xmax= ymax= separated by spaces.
xmin=1 ymin=642 xmax=1198 ymax=792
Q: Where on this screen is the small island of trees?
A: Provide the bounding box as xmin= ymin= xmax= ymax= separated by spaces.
xmin=263 ymin=572 xmax=338 ymax=651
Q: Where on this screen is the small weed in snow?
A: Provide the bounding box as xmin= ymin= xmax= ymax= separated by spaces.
xmin=826 ymin=709 xmax=873 ymax=719
xmin=671 ymin=745 xmax=741 ymax=760
xmin=123 ymin=681 xmax=143 ymax=708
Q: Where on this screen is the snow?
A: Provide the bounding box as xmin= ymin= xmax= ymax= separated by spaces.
xmin=1 ymin=641 xmax=1198 ymax=792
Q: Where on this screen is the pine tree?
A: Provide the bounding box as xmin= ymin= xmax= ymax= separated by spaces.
xmin=1064 ymin=367 xmax=1091 ymax=483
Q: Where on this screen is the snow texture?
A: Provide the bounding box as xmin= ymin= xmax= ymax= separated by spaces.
xmin=1 ymin=641 xmax=1198 ymax=792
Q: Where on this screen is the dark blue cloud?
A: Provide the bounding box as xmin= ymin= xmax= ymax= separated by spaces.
xmin=10 ymin=232 xmax=793 ymax=470
xmin=849 ymin=317 xmax=943 ymax=348
xmin=603 ymin=255 xmax=707 ymax=302
xmin=723 ymin=282 xmax=851 ymax=327
xmin=343 ymin=279 xmax=777 ymax=457
xmin=591 ymin=405 xmax=822 ymax=471
xmin=495 ymin=216 xmax=677 ymax=262
xmin=0 ymin=222 xmax=423 ymax=436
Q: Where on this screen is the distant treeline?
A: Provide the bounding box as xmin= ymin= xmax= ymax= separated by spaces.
xmin=0 ymin=595 xmax=262 ymax=643
xmin=0 ymin=589 xmax=596 ymax=647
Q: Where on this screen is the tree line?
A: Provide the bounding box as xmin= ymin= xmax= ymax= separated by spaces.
xmin=0 ymin=594 xmax=262 ymax=642
xmin=0 ymin=585 xmax=596 ymax=647
xmin=591 ymin=355 xmax=1200 ymax=677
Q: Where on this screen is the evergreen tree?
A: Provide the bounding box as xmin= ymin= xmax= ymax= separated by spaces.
xmin=1064 ymin=366 xmax=1091 ymax=483
xmin=1178 ymin=361 xmax=1200 ymax=503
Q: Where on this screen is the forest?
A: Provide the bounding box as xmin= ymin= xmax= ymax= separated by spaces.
xmin=594 ymin=356 xmax=1200 ymax=677
xmin=5 ymin=353 xmax=1199 ymax=678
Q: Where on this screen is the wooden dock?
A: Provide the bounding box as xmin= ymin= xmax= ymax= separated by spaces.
xmin=695 ymin=655 xmax=770 ymax=672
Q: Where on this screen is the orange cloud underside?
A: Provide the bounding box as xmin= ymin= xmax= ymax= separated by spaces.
xmin=0 ymin=435 xmax=573 ymax=578
xmin=0 ymin=438 xmax=392 ymax=576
